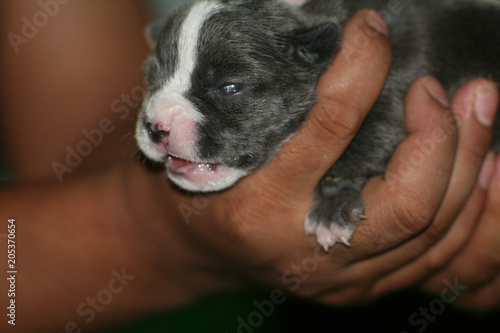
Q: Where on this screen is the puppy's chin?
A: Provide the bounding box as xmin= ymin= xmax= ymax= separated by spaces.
xmin=166 ymin=156 xmax=248 ymax=193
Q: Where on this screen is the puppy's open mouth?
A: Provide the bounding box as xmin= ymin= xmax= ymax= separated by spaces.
xmin=167 ymin=155 xmax=219 ymax=176
xmin=162 ymin=154 xmax=247 ymax=192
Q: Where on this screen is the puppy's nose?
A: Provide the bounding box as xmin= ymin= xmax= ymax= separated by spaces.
xmin=146 ymin=122 xmax=170 ymax=144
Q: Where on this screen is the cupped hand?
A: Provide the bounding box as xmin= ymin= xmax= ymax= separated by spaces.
xmin=152 ymin=10 xmax=496 ymax=305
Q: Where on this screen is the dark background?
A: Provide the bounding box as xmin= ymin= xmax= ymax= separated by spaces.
xmin=109 ymin=289 xmax=500 ymax=333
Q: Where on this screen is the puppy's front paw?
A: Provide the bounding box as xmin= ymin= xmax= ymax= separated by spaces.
xmin=305 ymin=187 xmax=366 ymax=251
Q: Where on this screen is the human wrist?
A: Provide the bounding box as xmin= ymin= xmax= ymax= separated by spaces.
xmin=121 ymin=160 xmax=246 ymax=306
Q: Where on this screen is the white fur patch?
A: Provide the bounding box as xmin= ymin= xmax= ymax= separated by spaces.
xmin=167 ymin=1 xmax=222 ymax=95
xmin=169 ymin=166 xmax=248 ymax=193
xmin=147 ymin=1 xmax=223 ymax=119
xmin=138 ymin=1 xmax=223 ymax=162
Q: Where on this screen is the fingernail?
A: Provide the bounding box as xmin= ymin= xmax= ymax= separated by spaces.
xmin=474 ymin=82 xmax=498 ymax=128
xmin=366 ymin=10 xmax=389 ymax=37
xmin=478 ymin=152 xmax=496 ymax=190
xmin=423 ymin=77 xmax=450 ymax=108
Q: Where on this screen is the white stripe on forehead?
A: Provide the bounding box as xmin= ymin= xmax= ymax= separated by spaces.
xmin=166 ymin=1 xmax=222 ymax=94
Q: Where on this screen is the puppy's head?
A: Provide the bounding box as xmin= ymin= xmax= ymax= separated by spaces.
xmin=136 ymin=0 xmax=340 ymax=192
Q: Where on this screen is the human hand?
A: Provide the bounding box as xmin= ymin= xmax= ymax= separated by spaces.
xmin=148 ymin=10 xmax=495 ymax=304
xmin=362 ymin=78 xmax=499 ymax=299
xmin=421 ymin=99 xmax=500 ymax=310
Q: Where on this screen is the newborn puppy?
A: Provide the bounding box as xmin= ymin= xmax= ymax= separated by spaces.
xmin=136 ymin=0 xmax=500 ymax=251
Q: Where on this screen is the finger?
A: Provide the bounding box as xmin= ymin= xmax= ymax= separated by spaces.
xmin=453 ymin=154 xmax=500 ymax=283
xmin=459 ymin=273 xmax=500 ymax=310
xmin=426 ymin=154 xmax=500 ymax=289
xmin=422 ymin=180 xmax=489 ymax=292
xmin=423 ymin=151 xmax=496 ymax=290
xmin=253 ymin=9 xmax=392 ymax=196
xmin=424 ymin=80 xmax=498 ymax=245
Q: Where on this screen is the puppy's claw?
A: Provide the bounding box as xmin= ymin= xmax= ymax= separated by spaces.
xmin=341 ymin=237 xmax=351 ymax=247
xmin=306 ymin=218 xmax=355 ymax=251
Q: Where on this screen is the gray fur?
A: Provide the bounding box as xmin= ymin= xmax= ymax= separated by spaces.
xmin=137 ymin=0 xmax=500 ymax=250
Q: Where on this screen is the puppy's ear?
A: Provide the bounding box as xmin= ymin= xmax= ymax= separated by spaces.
xmin=145 ymin=21 xmax=162 ymax=47
xmin=286 ymin=22 xmax=340 ymax=69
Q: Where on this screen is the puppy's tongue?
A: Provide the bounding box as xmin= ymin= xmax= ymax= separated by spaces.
xmin=165 ymin=155 xmax=244 ymax=192
xmin=168 ymin=156 xmax=217 ymax=176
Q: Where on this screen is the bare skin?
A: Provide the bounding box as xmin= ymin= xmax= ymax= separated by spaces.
xmin=0 ymin=2 xmax=499 ymax=332
xmin=0 ymin=0 xmax=150 ymax=181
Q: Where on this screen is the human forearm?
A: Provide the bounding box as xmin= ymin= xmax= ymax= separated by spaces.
xmin=0 ymin=0 xmax=149 ymax=182
xmin=0 ymin=162 xmax=225 ymax=331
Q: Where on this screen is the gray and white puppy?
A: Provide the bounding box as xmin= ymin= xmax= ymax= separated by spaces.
xmin=136 ymin=0 xmax=500 ymax=251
